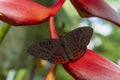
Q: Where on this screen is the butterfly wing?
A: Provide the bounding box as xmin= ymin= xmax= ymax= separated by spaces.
xmin=63 ymin=27 xmax=93 ymax=60
xmin=27 ymin=39 xmax=69 ymax=64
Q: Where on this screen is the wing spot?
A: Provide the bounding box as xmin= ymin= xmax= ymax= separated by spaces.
xmin=40 ymin=41 xmax=49 ymax=46
xmin=53 ymin=56 xmax=67 ymax=64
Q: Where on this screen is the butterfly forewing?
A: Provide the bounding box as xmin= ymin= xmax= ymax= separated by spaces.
xmin=79 ymin=27 xmax=93 ymax=46
xmin=63 ymin=27 xmax=93 ymax=60
xmin=28 ymin=39 xmax=69 ymax=64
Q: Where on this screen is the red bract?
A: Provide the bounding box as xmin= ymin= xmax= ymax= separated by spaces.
xmin=63 ymin=49 xmax=120 ymax=80
xmin=0 ymin=0 xmax=65 ymax=26
xmin=70 ymin=0 xmax=120 ymax=27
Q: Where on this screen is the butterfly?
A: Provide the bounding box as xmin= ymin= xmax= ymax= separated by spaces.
xmin=27 ymin=27 xmax=93 ymax=64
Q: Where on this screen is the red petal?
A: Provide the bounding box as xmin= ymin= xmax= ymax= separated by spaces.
xmin=0 ymin=0 xmax=65 ymax=26
xmin=70 ymin=0 xmax=120 ymax=27
xmin=63 ymin=49 xmax=120 ymax=80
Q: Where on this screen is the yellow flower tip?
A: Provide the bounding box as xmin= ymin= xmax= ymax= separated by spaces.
xmin=34 ymin=59 xmax=47 ymax=69
xmin=0 ymin=13 xmax=3 ymax=16
xmin=45 ymin=64 xmax=57 ymax=80
xmin=39 ymin=59 xmax=47 ymax=68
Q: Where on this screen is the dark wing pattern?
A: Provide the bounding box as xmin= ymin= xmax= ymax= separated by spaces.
xmin=63 ymin=27 xmax=93 ymax=60
xmin=27 ymin=39 xmax=68 ymax=64
xmin=79 ymin=27 xmax=93 ymax=46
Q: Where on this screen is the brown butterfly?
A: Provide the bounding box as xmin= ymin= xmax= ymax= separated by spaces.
xmin=27 ymin=27 xmax=93 ymax=64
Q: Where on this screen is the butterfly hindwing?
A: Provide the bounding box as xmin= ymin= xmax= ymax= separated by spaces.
xmin=63 ymin=27 xmax=93 ymax=60
xmin=27 ymin=39 xmax=69 ymax=64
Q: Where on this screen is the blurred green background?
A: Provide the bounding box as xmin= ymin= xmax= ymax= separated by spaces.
xmin=0 ymin=0 xmax=120 ymax=80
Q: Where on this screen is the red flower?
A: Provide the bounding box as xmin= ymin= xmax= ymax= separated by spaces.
xmin=0 ymin=0 xmax=65 ymax=26
xmin=63 ymin=49 xmax=120 ymax=80
xmin=46 ymin=17 xmax=120 ymax=80
xmin=70 ymin=0 xmax=120 ymax=27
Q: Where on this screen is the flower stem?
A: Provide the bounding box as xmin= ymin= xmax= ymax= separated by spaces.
xmin=49 ymin=16 xmax=59 ymax=39
xmin=45 ymin=64 xmax=57 ymax=80
xmin=29 ymin=62 xmax=36 ymax=80
xmin=45 ymin=16 xmax=59 ymax=80
xmin=0 ymin=23 xmax=10 ymax=44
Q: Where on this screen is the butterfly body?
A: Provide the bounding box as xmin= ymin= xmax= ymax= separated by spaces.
xmin=28 ymin=27 xmax=93 ymax=64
